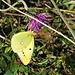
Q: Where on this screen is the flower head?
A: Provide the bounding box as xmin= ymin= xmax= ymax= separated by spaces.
xmin=27 ymin=13 xmax=49 ymax=33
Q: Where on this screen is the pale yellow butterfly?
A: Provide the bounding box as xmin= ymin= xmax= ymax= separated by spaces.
xmin=11 ymin=31 xmax=34 ymax=65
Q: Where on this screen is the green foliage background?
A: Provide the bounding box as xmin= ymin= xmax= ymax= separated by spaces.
xmin=0 ymin=0 xmax=75 ymax=75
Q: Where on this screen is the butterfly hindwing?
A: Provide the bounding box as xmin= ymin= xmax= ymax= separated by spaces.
xmin=17 ymin=37 xmax=34 ymax=65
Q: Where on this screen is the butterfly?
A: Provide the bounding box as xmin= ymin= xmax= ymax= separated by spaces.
xmin=11 ymin=31 xmax=35 ymax=65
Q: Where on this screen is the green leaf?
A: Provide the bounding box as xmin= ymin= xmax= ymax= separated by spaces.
xmin=0 ymin=69 xmax=2 ymax=73
xmin=5 ymin=47 xmax=11 ymax=53
xmin=3 ymin=54 xmax=11 ymax=61
xmin=10 ymin=63 xmax=19 ymax=72
xmin=69 ymin=5 xmax=75 ymax=10
xmin=5 ymin=70 xmax=13 ymax=75
xmin=55 ymin=58 xmax=62 ymax=68
xmin=24 ymin=66 xmax=30 ymax=72
xmin=19 ymin=66 xmax=24 ymax=72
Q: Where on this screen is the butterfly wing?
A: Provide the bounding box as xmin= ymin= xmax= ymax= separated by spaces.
xmin=11 ymin=31 xmax=34 ymax=65
xmin=11 ymin=31 xmax=34 ymax=53
xmin=17 ymin=36 xmax=34 ymax=65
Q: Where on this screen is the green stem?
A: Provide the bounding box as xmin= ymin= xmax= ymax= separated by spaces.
xmin=1 ymin=0 xmax=75 ymax=45
xmin=51 ymin=0 xmax=75 ymax=39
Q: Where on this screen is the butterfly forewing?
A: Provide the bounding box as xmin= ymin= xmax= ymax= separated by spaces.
xmin=11 ymin=31 xmax=34 ymax=53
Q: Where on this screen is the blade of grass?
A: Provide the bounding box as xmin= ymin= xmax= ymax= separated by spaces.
xmin=1 ymin=0 xmax=75 ymax=45
xmin=51 ymin=0 xmax=75 ymax=39
xmin=19 ymin=0 xmax=28 ymax=10
xmin=0 ymin=1 xmax=19 ymax=11
xmin=0 ymin=35 xmax=5 ymax=40
xmin=0 ymin=0 xmax=28 ymax=12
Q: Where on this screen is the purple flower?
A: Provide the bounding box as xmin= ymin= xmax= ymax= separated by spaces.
xmin=27 ymin=13 xmax=49 ymax=33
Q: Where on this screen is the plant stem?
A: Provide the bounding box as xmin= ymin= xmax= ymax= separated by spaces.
xmin=1 ymin=0 xmax=75 ymax=45
xmin=51 ymin=0 xmax=75 ymax=39
xmin=0 ymin=1 xmax=19 ymax=11
xmin=0 ymin=35 xmax=5 ymax=40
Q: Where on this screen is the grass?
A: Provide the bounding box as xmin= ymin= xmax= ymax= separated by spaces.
xmin=0 ymin=0 xmax=75 ymax=75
